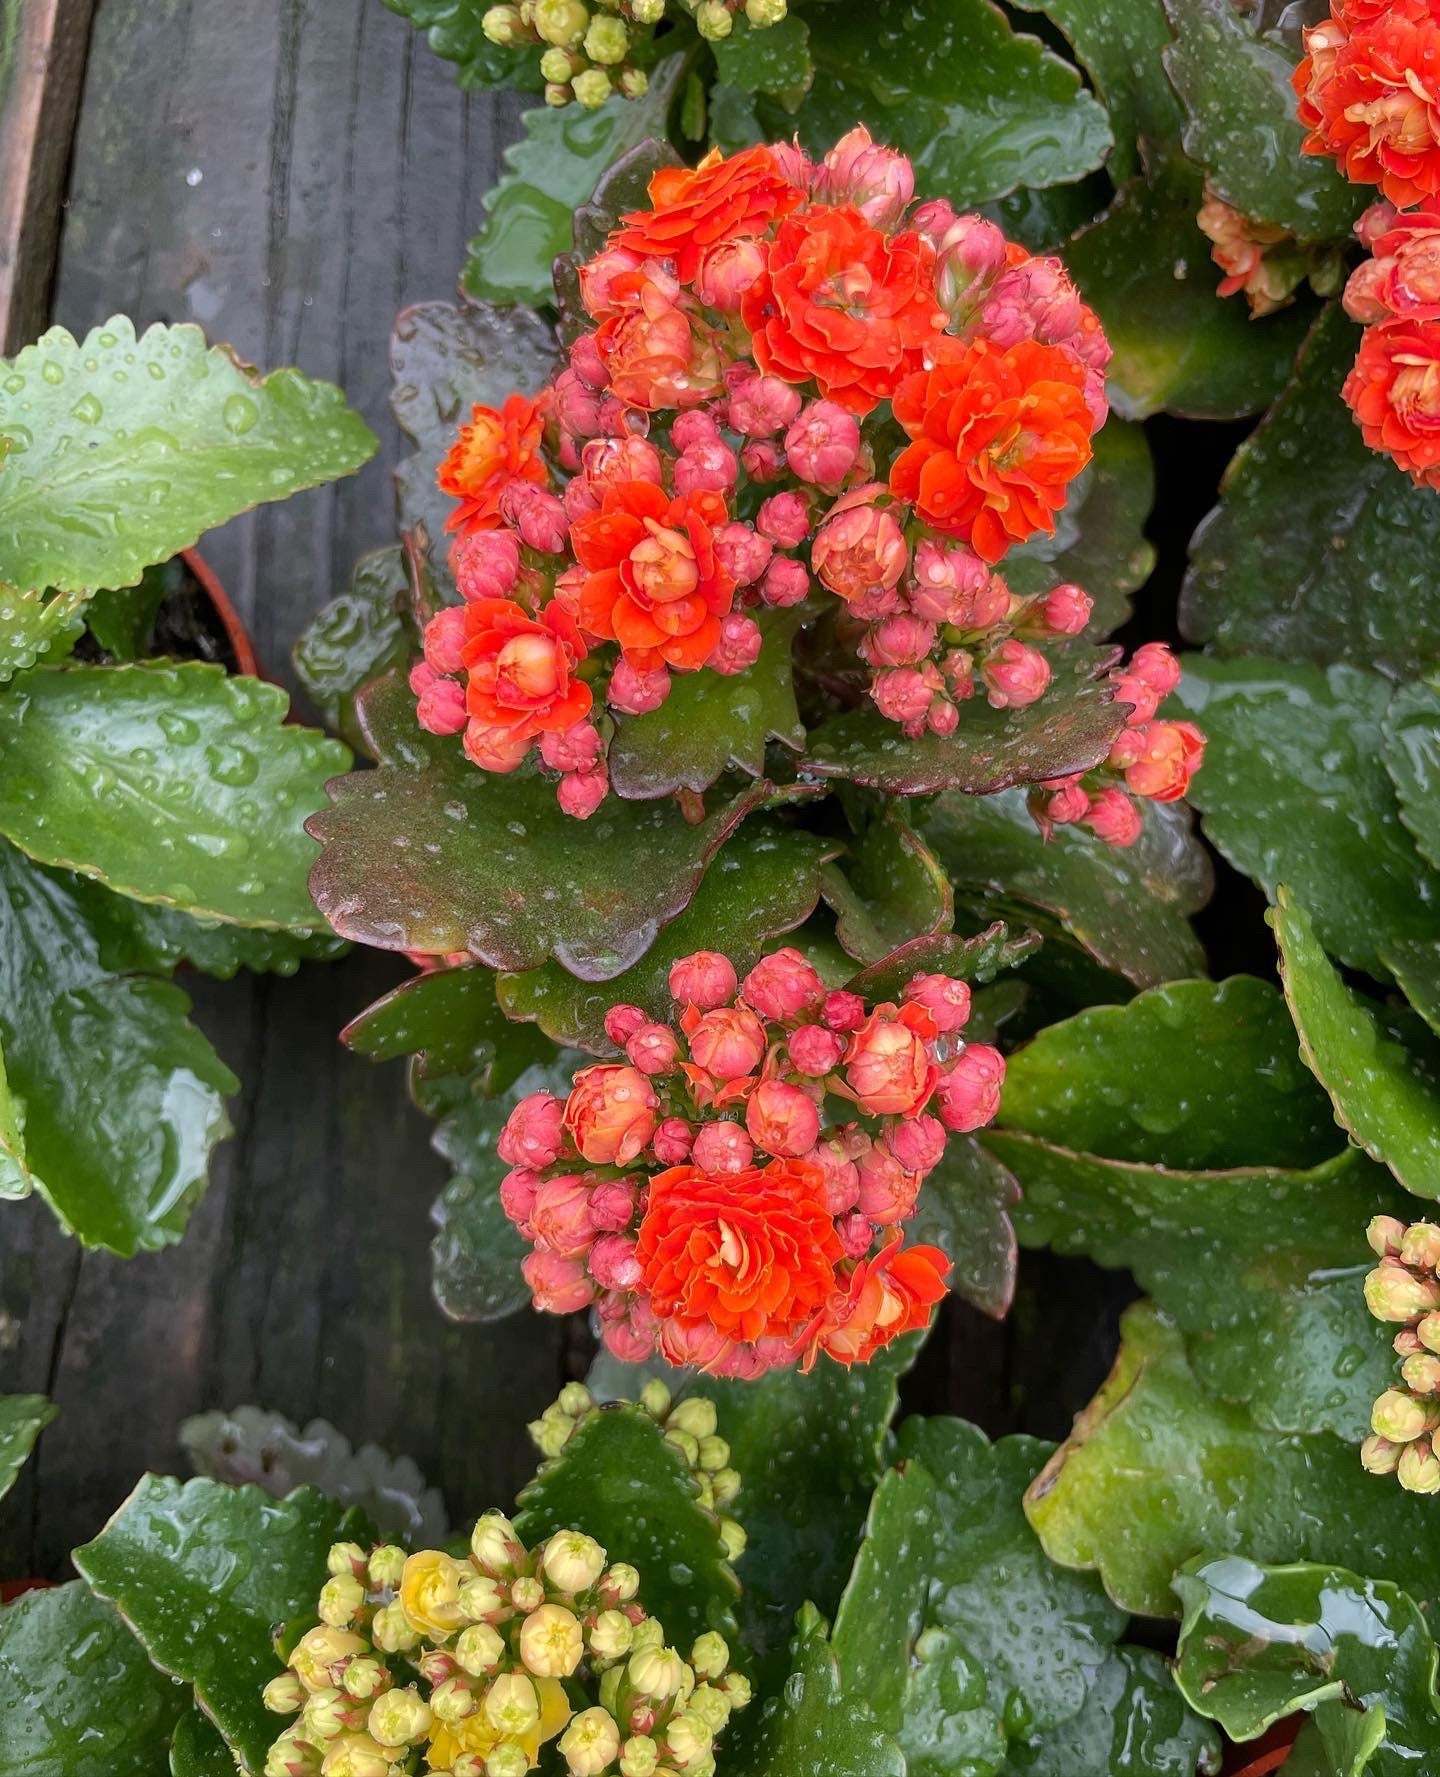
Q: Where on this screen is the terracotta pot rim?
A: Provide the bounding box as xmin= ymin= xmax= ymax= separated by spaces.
xmin=180 ymin=546 xmax=260 ymax=679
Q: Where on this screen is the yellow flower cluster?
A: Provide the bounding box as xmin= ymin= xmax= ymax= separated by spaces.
xmin=262 ymin=1512 xmax=750 ymax=1777
xmin=1362 ymin=1215 xmax=1440 ymax=1493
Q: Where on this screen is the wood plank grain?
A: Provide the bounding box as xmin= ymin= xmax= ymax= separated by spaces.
xmin=0 ymin=0 xmax=97 ymax=352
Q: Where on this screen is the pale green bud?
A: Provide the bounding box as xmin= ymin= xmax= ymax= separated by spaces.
xmin=459 ymin=1575 xmax=509 ymax=1621
xmin=689 ymin=1633 xmax=728 ymax=1680
xmin=663 ymin=1712 xmax=712 ymax=1767
xmin=472 ymin=1512 xmax=524 ymax=1580
xmin=710 ymin=1469 xmax=740 ymax=1510
xmin=319 ymin=1574 xmax=366 ymax=1628
xmin=545 ymin=81 xmax=574 ymax=105
xmin=367 ymin=1546 xmax=407 ymax=1591
xmin=630 ymin=1617 xmax=664 ymax=1652
xmin=530 ymin=1413 xmax=573 ymax=1459
xmin=1397 ymin=1327 xmax=1426 ymax=1358
xmin=370 ymin=1603 xmax=421 ymax=1655
xmin=511 ymin=1575 xmax=546 ymax=1613
xmin=695 ymin=1 xmax=733 ymax=36
xmin=433 ymin=1677 xmax=479 ymax=1723
xmin=696 ymin=1436 xmax=729 ymax=1474
xmin=290 ymin=1625 xmax=369 ymax=1690
xmin=665 ymin=1429 xmax=700 ymax=1468
xmin=589 ymin=1608 xmax=635 ymax=1661
xmin=543 ymin=1530 xmax=607 ymax=1594
xmin=605 ymin=1562 xmax=641 ymax=1602
xmin=621 ymin=1735 xmax=660 ymax=1777
xmin=1403 ymin=1223 xmax=1440 ymax=1271
xmin=684 ymin=1754 xmax=717 ymax=1777
xmin=1365 ymin=1260 xmax=1440 ymax=1323
xmin=640 ymin=1380 xmax=672 ymax=1420
xmin=342 ymin=1658 xmax=389 ymax=1701
xmin=520 ymin=1603 xmax=585 ymax=1677
xmin=1372 ymin=1387 xmax=1435 ymax=1443
xmin=600 ymin=1664 xmax=624 ymax=1719
xmin=718 ymin=1518 xmax=747 ymax=1562
xmin=585 ymin=15 xmax=630 ymax=60
xmin=1403 ymin=1352 xmax=1440 ymax=1396
xmin=368 ymin=1687 xmax=432 ymax=1747
xmin=455 ymin=1623 xmax=507 ymax=1677
xmin=265 ymin=1731 xmax=320 ymax=1777
xmin=572 ymin=67 xmax=614 ymax=105
xmin=483 ymin=2 xmax=528 ymax=40
xmin=559 ymin=1382 xmax=595 ymax=1417
xmin=263 ymin=1671 xmax=306 ymax=1714
xmin=303 ymin=1686 xmax=356 ymax=1740
xmin=668 ymin=1398 xmax=717 ymax=1441
xmin=1361 ymin=1432 xmax=1402 ymax=1475
xmin=486 ymin=1672 xmax=542 ymax=1735
xmin=486 ymin=1746 xmax=531 ymax=1777
xmin=718 ymin=1670 xmax=751 ymax=1710
xmin=629 ymin=1645 xmax=686 ymax=1700
xmin=1399 ymin=1437 xmax=1440 ymax=1494
xmin=560 ymin=1705 xmax=623 ymax=1776
xmin=686 ymin=1686 xmax=730 ymax=1734
xmin=328 ymin=1542 xmax=368 ymax=1578
xmin=744 ymin=0 xmax=785 ymax=24
xmin=535 ymin=0 xmax=590 ymax=43
xmin=619 ymin=67 xmax=650 ymax=97
xmin=1421 ymin=1311 xmax=1440 ymax=1355
xmin=694 ymin=1476 xmax=715 ymax=1512
xmin=454 ymin=1757 xmax=488 ymax=1777
xmin=1368 ymin=1214 xmax=1408 ymax=1258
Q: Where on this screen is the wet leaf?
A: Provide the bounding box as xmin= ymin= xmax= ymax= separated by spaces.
xmin=823 ymin=803 xmax=953 ymax=967
xmin=1006 ymin=1647 xmax=1224 ymax=1777
xmin=738 ymin=1605 xmax=905 ymax=1777
xmin=120 ymin=901 xmax=348 ymax=981
xmin=346 ymin=961 xmax=553 ymax=1088
xmin=1023 ymin=1304 xmax=1440 ymax=1619
xmin=908 ymin=1135 xmax=1019 ymax=1318
xmin=379 ymin=0 xmax=542 ymax=89
xmin=1382 ymin=679 xmax=1440 ymax=873
xmin=803 ymin=648 xmax=1127 ymax=796
xmin=169 ymin=1706 xmax=236 ymax=1777
xmin=0 ymin=318 xmax=376 ymax=597
xmin=0 ymin=1581 xmax=185 ymax=1777
xmin=85 ymin=560 xmax=178 ymax=662
xmin=514 ymin=1402 xmax=740 ymax=1652
xmin=1179 ymin=308 xmax=1440 ymax=677
xmin=916 ymin=789 xmax=1210 ymax=991
xmin=712 ymin=16 xmax=813 ymax=96
xmin=293 ymin=547 xmax=412 ymax=756
xmin=74 ymin=1476 xmax=361 ymax=1776
xmin=1174 ymin=1556 xmax=1440 ymax=1771
xmin=0 ymin=1395 xmax=56 ymax=1502
xmin=0 ymin=587 xmax=87 ymax=684
xmin=0 ymin=663 xmax=350 ymax=930
xmin=842 ymin=920 xmax=1043 ymax=1003
xmin=498 ymin=820 xmax=834 ymax=1051
xmin=1175 ymin=657 xmax=1440 ymax=980
xmin=309 ymin=672 xmax=774 ymax=976
xmin=1272 ymin=889 xmax=1440 ymax=1201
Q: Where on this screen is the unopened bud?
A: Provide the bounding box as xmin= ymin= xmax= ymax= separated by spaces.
xmin=1368 ymin=1214 xmax=1408 ymax=1258
xmin=544 ymin=80 xmax=572 ymax=105
xmin=668 ymin=1398 xmax=718 ymax=1441
xmin=482 ymin=3 xmax=526 ymax=41
xmin=1372 ymin=1387 xmax=1436 ymax=1443
xmin=370 ymin=1603 xmax=421 ymax=1655
xmin=520 ymin=1604 xmax=585 ymax=1677
xmin=1399 ymin=1436 xmax=1440 ymax=1493
xmin=486 ymin=1672 xmax=542 ymax=1735
xmin=1365 ymin=1260 xmax=1440 ymax=1323
xmin=629 ymin=1618 xmax=663 ymax=1653
xmin=264 ymin=1672 xmax=307 ymax=1714
xmin=1402 ymin=1223 xmax=1440 ymax=1271
xmin=686 ymin=1686 xmax=731 ymax=1734
xmin=589 ymin=1609 xmax=635 ymax=1661
xmin=1361 ymin=1432 xmax=1402 ymax=1474
xmin=1421 ymin=1312 xmax=1440 ymax=1355
xmin=327 ymin=1542 xmax=367 ymax=1579
xmin=689 ymin=1633 xmax=729 ymax=1680
xmin=264 ymin=1730 xmax=317 ymax=1777
xmin=367 ymin=1546 xmax=406 ymax=1590
xmin=1403 ymin=1352 xmax=1440 ymax=1396
xmin=665 ymin=1428 xmax=701 ymax=1468
xmin=530 ymin=1411 xmax=573 ymax=1460
xmin=368 ymin=1688 xmax=432 ymax=1747
xmin=696 ymin=1435 xmax=729 ymax=1473
xmin=665 ymin=1713 xmax=712 ymax=1767
xmin=432 ymin=1676 xmax=478 ymax=1723
xmin=631 ymin=0 xmax=665 ymax=22
xmin=621 ymin=1735 xmax=660 ymax=1777
xmin=585 ymin=14 xmax=629 ymax=58
xmin=303 ymin=1686 xmax=357 ymax=1739
xmin=543 ymin=1530 xmax=607 ymax=1594
xmin=710 ymin=1469 xmax=740 ymax=1510
xmin=471 ymin=1513 xmax=524 ymax=1579
xmin=314 ymin=1733 xmax=390 ymax=1777
xmin=511 ymin=1576 xmax=545 ymax=1613
xmin=535 ymin=0 xmax=589 ymax=41
xmin=558 ymin=1382 xmax=594 ymax=1418
xmin=695 ymin=0 xmax=732 ymax=34
xmin=560 ymin=1706 xmax=623 ymax=1776
xmin=290 ymin=1626 xmax=368 ymax=1690
xmin=619 ymin=67 xmax=649 ymax=97
xmin=718 ymin=1519 xmax=747 ymax=1562
xmin=486 ymin=1747 xmax=531 ymax=1777
xmin=640 ymin=1380 xmax=672 ymax=1420
xmin=455 ymin=1623 xmax=507 ymax=1677
xmin=572 ymin=67 xmax=613 ymax=104
xmin=718 ymin=1671 xmax=751 ymax=1709
xmin=342 ymin=1658 xmax=389 ymax=1701
xmin=605 ymin=1562 xmax=641 ymax=1602
xmin=459 ymin=1575 xmax=508 ymax=1621
xmin=319 ymin=1575 xmax=366 ymax=1628
xmin=629 ymin=1646 xmax=686 ymax=1700
xmin=540 ymin=46 xmax=582 ymax=80
xmin=744 ymin=0 xmax=785 ymax=22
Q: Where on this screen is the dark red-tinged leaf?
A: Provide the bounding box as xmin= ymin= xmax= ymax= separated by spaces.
xmin=843 ymin=920 xmax=1043 ymax=1002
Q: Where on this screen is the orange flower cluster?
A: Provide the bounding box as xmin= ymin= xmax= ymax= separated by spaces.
xmin=494 ymin=945 xmax=1004 ymax=1377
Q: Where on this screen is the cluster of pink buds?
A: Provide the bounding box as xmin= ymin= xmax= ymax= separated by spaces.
xmin=496 ymin=947 xmax=1006 ymax=1377
xmin=1029 ymin=642 xmax=1204 ymax=847
xmin=1363 ymin=1215 xmax=1440 ymax=1494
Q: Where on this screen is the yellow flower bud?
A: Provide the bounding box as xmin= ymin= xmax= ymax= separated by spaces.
xmin=1361 ymin=1432 xmax=1401 ymax=1474
xmin=620 ymin=1736 xmax=659 ymax=1777
xmin=663 ymin=1713 xmax=711 ymax=1768
xmin=319 ymin=1575 xmax=367 ymax=1629
xmin=455 ymin=1623 xmax=507 ymax=1677
xmin=519 ymin=1603 xmax=585 ymax=1678
xmin=618 ymin=67 xmax=649 ymax=97
xmin=1402 ymin=1223 xmax=1440 ymax=1271
xmin=320 ymin=1733 xmax=392 ymax=1777
xmin=539 ymin=47 xmax=581 ymax=81
xmin=695 ymin=1437 xmax=729 ymax=1474
xmin=542 ymin=1531 xmax=607 ymax=1595
xmin=482 ymin=2 xmax=527 ymax=42
xmin=1368 ymin=1215 xmax=1408 ymax=1258
xmin=291 ymin=1627 xmax=369 ymax=1692
xmin=1372 ymin=1387 xmax=1435 ymax=1443
xmin=544 ymin=81 xmax=573 ymax=106
xmin=471 ymin=1512 xmax=524 ymax=1580
xmin=1365 ymin=1260 xmax=1440 ymax=1324
xmin=432 ymin=1677 xmax=479 ymax=1722
xmin=1403 ymin=1351 xmax=1440 ymax=1396
xmin=710 ymin=1470 xmax=740 ymax=1510
xmin=535 ymin=0 xmax=590 ymax=44
xmin=560 ymin=1705 xmax=622 ymax=1776
xmin=685 ymin=1686 xmax=730 ymax=1734
xmin=604 ymin=1563 xmax=640 ymax=1602
xmin=629 ymin=1618 xmax=663 ymax=1653
xmin=688 ymin=1634 xmax=728 ymax=1681
xmin=1422 ymin=1311 xmax=1440 ymax=1355
xmin=512 ymin=1576 xmax=546 ymax=1613
xmin=640 ymin=1380 xmax=672 ymax=1420
xmin=744 ymin=0 xmax=785 ymax=24
xmin=667 ymin=1399 xmax=717 ymax=1442
xmin=265 ymin=1730 xmax=317 ymax=1777
xmin=559 ymin=1382 xmax=594 ymax=1417
xmin=368 ymin=1686 xmax=432 ymax=1747
xmin=718 ymin=1671 xmax=751 ymax=1710
xmin=400 ymin=1551 xmax=470 ymax=1639
xmin=459 ymin=1575 xmax=509 ymax=1622
xmin=572 ymin=67 xmax=614 ymax=105
xmin=455 ymin=1757 xmax=489 ymax=1777
xmin=485 ymin=1672 xmax=543 ymax=1736
xmin=718 ymin=1520 xmax=747 ymax=1562
xmin=342 ymin=1658 xmax=389 ymax=1701
xmin=584 ymin=15 xmax=629 ymax=60
xmin=588 ymin=1609 xmax=634 ymax=1661
xmin=367 ymin=1546 xmax=407 ymax=1591
xmin=370 ymin=1602 xmax=422 ymax=1655
xmin=628 ymin=1646 xmax=685 ymax=1700
xmin=1399 ymin=1437 xmax=1440 ymax=1493
xmin=695 ymin=1 xmax=732 ymax=37
xmin=263 ymin=1671 xmax=307 ymax=1714
xmin=328 ymin=1542 xmax=368 ymax=1579
xmin=485 ymin=1746 xmax=531 ymax=1777
xmin=304 ymin=1686 xmax=359 ymax=1740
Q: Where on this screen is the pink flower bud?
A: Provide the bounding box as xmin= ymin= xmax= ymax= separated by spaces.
xmin=607 ymin=656 xmax=672 ymax=716
xmin=714 ymin=521 xmax=774 ymax=588
xmin=1111 ymin=719 xmax=1205 ymax=804
xmin=499 ymin=1166 xmax=540 ymax=1228
xmin=901 ymin=974 xmax=972 ymax=1034
xmin=1041 ymin=583 xmax=1093 ymax=636
xmin=669 ymin=951 xmax=738 ymax=1010
xmin=757 ymin=492 xmax=811 ymax=549
xmin=844 ymin=1006 xmax=937 ymax=1117
xmin=582 ymin=434 xmax=663 ymax=489
xmin=588 ymin=1233 xmax=642 ymax=1292
xmin=931 ymin=214 xmax=1008 ymax=313
xmin=674 ymin=442 xmax=739 ymax=498
xmin=1110 ymin=670 xmax=1162 ymax=726
xmin=532 ymin=1174 xmax=597 ymax=1259
xmin=788 ymin=1023 xmax=845 ymax=1076
xmin=409 ymin=660 xmax=439 ymax=696
xmin=691 ymin=1120 xmax=756 ymax=1175
xmin=498 ymin=1092 xmax=566 ymax=1169
xmin=784 ymin=401 xmax=862 ymax=488
xmin=626 ymin=1021 xmax=681 ymax=1075
xmin=759 ymin=556 xmax=810 ymax=608
xmin=907 ymin=538 xmax=1002 ymax=627
xmin=451 ymin=528 xmax=521 ymax=602
xmin=694 ymin=237 xmax=767 ymax=311
xmin=553 ymin=367 xmax=604 ymax=441
xmin=1345 ymin=257 xmax=1391 ymax=324
xmin=523 ymin=1249 xmax=595 ymax=1314
xmin=416 ymin=677 xmax=467 ymax=736
xmin=570 ymin=331 xmax=608 ymax=390
xmin=652 ymin=1117 xmax=694 ymax=1163
xmin=813 ymin=125 xmax=916 ymax=230
xmin=883 ymin=1112 xmax=947 ymax=1175
xmin=688 ymin=1004 xmax=767 ymax=1079
xmin=981 ymin=639 xmax=1051 ymax=710
xmin=855 ymin=1145 xmax=921 ymax=1225
xmin=499 ymin=482 xmax=569 ymax=554
xmin=424 ymin=606 xmax=469 ymax=675
xmin=813 ymin=494 xmax=908 ymax=604
xmin=599 ymin=1298 xmax=659 ymax=1363
xmin=806 ymin=1127 xmax=866 ymax=1215
xmin=1087 ymin=788 xmax=1146 ymax=845
xmin=740 ymin=438 xmax=785 ymax=483
xmin=564 ymin=476 xmax=602 ymax=522
xmin=935 ymin=1045 xmax=1006 ymax=1132
xmin=871 ymin=666 xmax=935 ymax=726
xmin=604 ymin=1003 xmax=648 ymax=1046
xmin=707 ymin=612 xmax=763 ymax=675
xmin=672 ymin=410 xmax=723 ymax=452
xmin=927 ymin=695 xmax=959 ymax=736
xmin=659 ymin=1317 xmax=734 ymax=1372
xmin=579 ymin=244 xmax=643 ymax=317
xmin=983 ymin=256 xmax=1083 ymax=347
xmin=464 ymin=718 xmax=532 ymax=773
xmin=823 ymin=991 xmax=867 ymax=1033
xmin=557 ymin=765 xmax=609 ymax=820
xmin=1357 ymin=200 xmax=1401 ymax=250
xmin=728 ymin=372 xmax=804 ymax=438
xmin=837 ymin=1212 xmax=876 ymax=1258
xmin=564 ymin=1064 xmax=659 ymax=1165
xmin=741 ymin=946 xmax=826 ymax=1021
xmin=1130 ymin=641 xmax=1182 ymax=696
xmin=745 ymin=1079 xmax=821 ymax=1157
xmin=539 ymin=719 xmax=604 ymax=773
xmin=1047 ymin=781 xmax=1092 ymax=825
xmin=861 ymin=614 xmax=938 ymax=668
xmin=590 ymin=1178 xmax=638 ymax=1231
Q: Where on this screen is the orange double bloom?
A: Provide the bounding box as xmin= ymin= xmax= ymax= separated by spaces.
xmin=616 ymin=144 xmax=802 ymax=282
xmin=438 ymin=392 xmax=549 ymax=533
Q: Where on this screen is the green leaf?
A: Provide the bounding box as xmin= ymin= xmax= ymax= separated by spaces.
xmin=608 ymin=608 xmax=807 ymax=799
xmin=1382 ymin=679 xmax=1440 ymax=873
xmin=1272 ymin=889 xmax=1440 ymax=1201
xmin=462 ymin=63 xmax=685 ymax=309
xmin=712 ymin=16 xmax=813 ymax=97
xmin=782 ymin=0 xmax=1111 ymax=208
xmin=85 ymin=558 xmax=180 ymax=661
xmin=429 ymin=1051 xmax=575 ymax=1322
xmin=1005 ymin=1647 xmax=1223 ymax=1777
xmin=1174 ymin=1556 xmax=1440 ymax=1771
xmin=0 ymin=586 xmax=87 ymax=683
xmin=999 ymin=975 xmax=1338 ymax=1170
xmin=908 ymin=1134 xmax=1019 ymax=1318
xmin=739 ymin=1605 xmax=905 ymax=1777
xmin=1161 ymin=0 xmax=1363 ymax=239
xmin=170 ymin=1706 xmax=238 ymax=1777
xmin=389 ymin=301 xmax=558 ymax=590
xmin=308 ymin=672 xmax=776 ymax=976
xmin=74 ymin=1475 xmax=359 ymax=1777
xmin=0 ymin=840 xmax=237 ymax=1255
xmin=345 ymin=962 xmax=551 ymax=1086
xmin=823 ymin=802 xmax=953 ymax=967
xmin=514 ymin=1402 xmax=740 ymax=1652
xmin=1288 ymin=1706 xmax=1390 ymax=1777
xmin=916 ymin=789 xmax=1210 ymax=991
xmin=0 ymin=318 xmax=377 ymax=596
xmin=1179 ymin=308 xmax=1440 ymax=677
xmin=0 ymin=1395 xmax=55 ymax=1501
xmin=1064 ymin=160 xmax=1314 ymax=420
xmin=1009 ymin=0 xmax=1182 ymax=183
xmin=843 ymin=919 xmax=1043 ymax=1003
xmin=0 ymin=663 xmax=350 ymax=930
xmin=497 ymin=820 xmax=834 ymax=1051
xmin=0 ymin=1581 xmax=186 ymax=1777
xmin=1004 ymin=420 xmax=1158 ymax=636
xmin=804 ymin=648 xmax=1128 ymax=796
xmin=120 ymin=900 xmax=348 ymax=981
xmin=1175 ymin=657 xmax=1440 ymax=981
xmin=293 ymin=546 xmax=412 ymax=755
xmin=1023 ymin=1303 xmax=1440 ymax=1620
xmin=378 ymin=0 xmax=542 ymax=89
